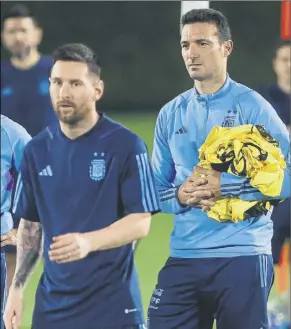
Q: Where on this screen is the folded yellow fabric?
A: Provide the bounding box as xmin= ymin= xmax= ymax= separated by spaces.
xmin=196 ymin=125 xmax=285 ymax=223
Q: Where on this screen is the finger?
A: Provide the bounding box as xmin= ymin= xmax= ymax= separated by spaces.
xmin=52 ymin=234 xmax=74 ymax=243
xmin=49 ymin=245 xmax=79 ymax=261
xmin=193 ymin=178 xmax=208 ymax=186
xmin=199 ymin=199 xmax=216 ymax=207
xmin=56 ymin=251 xmax=81 ymax=264
xmin=50 ymin=238 xmax=73 ymax=250
xmin=195 ymin=166 xmax=216 ymax=176
xmin=1 ymin=234 xmax=9 ymax=242
xmin=191 ymin=190 xmax=214 ymax=199
xmin=181 ymin=186 xmax=195 ymax=193
xmin=202 ymin=206 xmax=210 ymax=212
xmin=187 ymin=192 xmax=214 ymax=206
xmin=184 ymin=179 xmax=208 ymax=192
xmin=14 ymin=312 xmax=22 ymax=328
xmin=4 ymin=314 xmax=12 ymax=329
xmin=1 ymin=239 xmax=12 ymax=248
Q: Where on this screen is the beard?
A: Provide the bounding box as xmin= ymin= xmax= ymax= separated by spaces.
xmin=55 ymin=104 xmax=91 ymax=126
xmin=10 ymin=44 xmax=31 ymax=60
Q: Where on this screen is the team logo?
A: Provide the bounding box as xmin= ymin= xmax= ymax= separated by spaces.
xmin=89 ymin=159 xmax=106 ymax=181
xmin=222 ymin=109 xmax=238 ymax=127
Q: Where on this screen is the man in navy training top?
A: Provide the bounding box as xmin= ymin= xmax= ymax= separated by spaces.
xmin=1 ymin=4 xmax=57 ymax=291
xmin=258 ymin=39 xmax=290 ymax=268
xmin=1 ymin=4 xmax=56 ymax=136
xmin=148 ymin=9 xmax=290 ymax=329
xmin=4 ymin=43 xmax=160 ymax=329
xmin=1 ymin=115 xmax=31 ymax=329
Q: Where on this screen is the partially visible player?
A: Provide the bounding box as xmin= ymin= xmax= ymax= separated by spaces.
xmin=148 ymin=9 xmax=290 ymax=329
xmin=1 ymin=3 xmax=57 ymax=292
xmin=258 ymin=40 xmax=290 ymax=267
xmin=258 ymin=40 xmax=290 ymax=329
xmin=1 ymin=4 xmax=56 ymax=136
xmin=1 ymin=115 xmax=31 ymax=329
xmin=259 ymin=40 xmax=290 ymax=132
xmin=4 ymin=43 xmax=159 ymax=329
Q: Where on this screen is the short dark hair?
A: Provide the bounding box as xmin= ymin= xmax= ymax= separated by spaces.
xmin=1 ymin=4 xmax=39 ymax=29
xmin=273 ymin=39 xmax=290 ymax=58
xmin=52 ymin=43 xmax=101 ymax=77
xmin=181 ymin=8 xmax=232 ymax=42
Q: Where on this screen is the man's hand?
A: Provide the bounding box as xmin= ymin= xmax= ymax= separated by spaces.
xmin=194 ymin=166 xmax=222 ymax=200
xmin=178 ymin=176 xmax=216 ymax=210
xmin=49 ymin=233 xmax=91 ymax=263
xmin=1 ymin=229 xmax=17 ymax=248
xmin=3 ymin=288 xmax=23 ymax=329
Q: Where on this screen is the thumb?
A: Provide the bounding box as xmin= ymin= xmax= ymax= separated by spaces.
xmin=14 ymin=310 xmax=22 ymax=328
xmin=194 ymin=166 xmax=214 ymax=175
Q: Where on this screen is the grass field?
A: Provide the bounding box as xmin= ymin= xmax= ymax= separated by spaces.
xmin=19 ymin=112 xmax=279 ymax=329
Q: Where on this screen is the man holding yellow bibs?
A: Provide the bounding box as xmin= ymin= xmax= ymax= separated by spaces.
xmin=148 ymin=8 xmax=290 ymax=329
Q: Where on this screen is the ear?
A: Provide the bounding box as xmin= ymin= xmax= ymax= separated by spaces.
xmin=1 ymin=31 xmax=7 ymax=48
xmin=94 ymin=79 xmax=104 ymax=102
xmin=34 ymin=27 xmax=43 ymax=47
xmin=272 ymin=58 xmax=277 ymax=72
xmin=223 ymin=40 xmax=233 ymax=58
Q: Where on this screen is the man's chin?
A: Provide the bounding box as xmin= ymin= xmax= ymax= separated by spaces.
xmin=10 ymin=47 xmax=31 ymax=60
xmin=58 ymin=114 xmax=82 ymax=126
xmin=189 ymin=72 xmax=206 ymax=81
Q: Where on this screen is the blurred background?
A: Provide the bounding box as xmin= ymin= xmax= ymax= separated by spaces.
xmin=1 ymin=1 xmax=283 ymax=111
xmin=1 ymin=1 xmax=290 ymax=329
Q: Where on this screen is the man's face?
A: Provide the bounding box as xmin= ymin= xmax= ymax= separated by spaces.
xmin=2 ymin=17 xmax=42 ymax=58
xmin=49 ymin=61 xmax=103 ymax=126
xmin=180 ymin=22 xmax=232 ymax=81
xmin=273 ymin=45 xmax=291 ymax=82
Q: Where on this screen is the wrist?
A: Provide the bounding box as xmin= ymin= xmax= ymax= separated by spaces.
xmin=176 ymin=185 xmax=185 ymax=206
xmin=10 ymin=283 xmax=24 ymax=298
xmin=176 ymin=185 xmax=190 ymax=208
xmin=83 ymin=231 xmax=100 ymax=253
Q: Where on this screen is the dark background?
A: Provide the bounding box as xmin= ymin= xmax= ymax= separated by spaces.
xmin=1 ymin=1 xmax=280 ymax=111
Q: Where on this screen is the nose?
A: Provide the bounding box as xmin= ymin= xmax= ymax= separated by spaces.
xmin=187 ymin=44 xmax=199 ymax=59
xmin=59 ymin=82 xmax=72 ymax=98
xmin=14 ymin=31 xmax=26 ymax=43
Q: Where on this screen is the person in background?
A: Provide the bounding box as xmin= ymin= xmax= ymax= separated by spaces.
xmin=258 ymin=40 xmax=290 ymax=329
xmin=258 ymin=40 xmax=290 ymax=131
xmin=1 ymin=4 xmax=57 ymax=293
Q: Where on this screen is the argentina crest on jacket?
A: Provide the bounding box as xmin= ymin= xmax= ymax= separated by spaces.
xmin=90 ymin=153 xmax=106 ymax=181
xmin=222 ymin=109 xmax=238 ymax=127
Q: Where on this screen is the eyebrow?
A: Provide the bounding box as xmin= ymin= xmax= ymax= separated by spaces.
xmin=50 ymin=77 xmax=84 ymax=83
xmin=180 ymin=38 xmax=212 ymax=45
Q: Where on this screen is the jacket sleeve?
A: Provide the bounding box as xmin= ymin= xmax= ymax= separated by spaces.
xmin=220 ymin=91 xmax=290 ymax=201
xmin=151 ymin=106 xmax=191 ymax=214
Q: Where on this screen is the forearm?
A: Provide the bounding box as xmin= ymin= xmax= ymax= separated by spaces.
xmin=158 ymin=185 xmax=191 ymax=214
xmin=220 ymin=170 xmax=291 ymax=201
xmin=12 ymin=219 xmax=43 ymax=294
xmin=86 ymin=212 xmax=151 ymax=252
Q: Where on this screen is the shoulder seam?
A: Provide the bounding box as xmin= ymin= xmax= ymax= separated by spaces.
xmin=164 ymin=93 xmax=192 ymax=136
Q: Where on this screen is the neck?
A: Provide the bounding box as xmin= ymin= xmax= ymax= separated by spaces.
xmin=60 ymin=111 xmax=99 ymax=140
xmin=194 ymin=71 xmax=227 ymax=95
xmin=11 ymin=48 xmax=40 ymax=70
xmin=277 ymin=78 xmax=291 ymax=94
